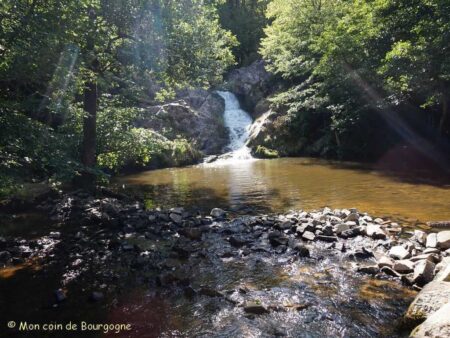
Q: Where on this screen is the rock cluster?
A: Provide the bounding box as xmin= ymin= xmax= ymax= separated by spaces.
xmin=2 ymin=192 xmax=450 ymax=337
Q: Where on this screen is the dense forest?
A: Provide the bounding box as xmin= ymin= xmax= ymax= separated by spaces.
xmin=1 ymin=0 xmax=449 ymax=196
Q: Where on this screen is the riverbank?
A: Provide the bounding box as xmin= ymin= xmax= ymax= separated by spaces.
xmin=1 ymin=189 xmax=449 ymax=337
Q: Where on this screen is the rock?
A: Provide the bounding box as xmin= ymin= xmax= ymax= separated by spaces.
xmin=413 ymin=230 xmax=428 ymax=245
xmin=358 ymin=265 xmax=379 ymax=275
xmin=302 ymin=231 xmax=315 ymax=241
xmin=340 ymin=227 xmax=361 ymax=239
xmin=381 ymin=266 xmax=402 ymax=278
xmin=292 ymin=243 xmax=310 ymax=257
xmin=345 ymin=213 xmax=359 ymax=222
xmin=169 ymin=213 xmax=183 ymax=224
xmin=405 ymin=281 xmax=450 ymax=322
xmin=410 ymin=302 xmax=450 ymax=338
xmin=178 ymin=228 xmax=202 ymax=241
xmin=349 ymin=247 xmax=374 ymax=260
xmin=316 ymin=235 xmax=338 ymax=242
xmin=54 ymin=289 xmax=66 ymax=303
xmin=426 ymin=233 xmax=437 ymax=248
xmin=243 ymin=302 xmax=269 ymax=315
xmin=393 ymin=260 xmax=415 ymax=273
xmin=378 ymin=255 xmax=395 ymax=269
xmin=229 ymin=236 xmax=249 ymax=248
xmin=90 ymin=291 xmax=104 ymax=302
xmin=225 ymin=60 xmax=272 ymax=116
xmin=210 ymin=208 xmax=226 ymax=218
xmin=423 ymin=248 xmax=440 ymax=254
xmin=335 ymin=223 xmax=350 ymax=235
xmin=413 ymin=260 xmax=436 ymax=286
xmin=268 ymin=231 xmax=288 ymax=246
xmin=437 ymin=231 xmax=450 ymax=250
xmin=435 ymin=257 xmax=450 ymax=282
xmin=389 ymin=245 xmax=411 ymax=260
xmin=366 ymin=224 xmax=387 ymax=240
xmin=0 ymin=251 xmax=11 ymax=264
xmin=199 ymin=287 xmax=223 ymax=298
xmin=410 ymin=254 xmax=441 ymax=264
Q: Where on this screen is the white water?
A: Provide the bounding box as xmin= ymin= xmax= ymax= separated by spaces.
xmin=214 ymin=91 xmax=254 ymax=163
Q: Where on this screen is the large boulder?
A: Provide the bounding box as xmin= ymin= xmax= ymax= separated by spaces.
xmin=410 ymin=302 xmax=450 ymax=338
xmin=225 ymin=60 xmax=272 ymax=117
xmin=405 ymin=281 xmax=450 ymax=323
xmin=135 ymin=89 xmax=228 ymax=155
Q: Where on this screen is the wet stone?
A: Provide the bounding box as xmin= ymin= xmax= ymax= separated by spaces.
xmin=302 ymin=231 xmax=315 ymax=241
xmin=243 ymin=302 xmax=269 ymax=315
xmin=389 ymin=245 xmax=411 ymax=260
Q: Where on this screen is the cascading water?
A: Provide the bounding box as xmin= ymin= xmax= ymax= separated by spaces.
xmin=214 ymin=91 xmax=254 ymax=162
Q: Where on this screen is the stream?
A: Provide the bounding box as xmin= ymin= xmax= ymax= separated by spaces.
xmin=1 ymin=92 xmax=449 ymax=337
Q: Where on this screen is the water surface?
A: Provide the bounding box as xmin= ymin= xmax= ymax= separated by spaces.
xmin=116 ymin=157 xmax=450 ymax=225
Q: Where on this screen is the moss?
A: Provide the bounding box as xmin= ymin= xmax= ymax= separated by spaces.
xmin=252 ymin=146 xmax=279 ymax=159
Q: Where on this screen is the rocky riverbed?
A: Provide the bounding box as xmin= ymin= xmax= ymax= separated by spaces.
xmin=1 ymin=190 xmax=449 ymax=337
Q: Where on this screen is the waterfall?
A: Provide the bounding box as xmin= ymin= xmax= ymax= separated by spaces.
xmin=214 ymin=91 xmax=254 ymax=162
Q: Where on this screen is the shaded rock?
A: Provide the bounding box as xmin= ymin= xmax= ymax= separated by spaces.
xmin=437 ymin=231 xmax=450 ymax=250
xmin=54 ymin=289 xmax=66 ymax=303
xmin=405 ymin=281 xmax=450 ymax=323
xmin=292 ymin=243 xmax=310 ymax=257
xmin=366 ymin=224 xmax=387 ymax=240
xmin=339 ymin=227 xmax=361 ymax=239
xmin=90 ymin=291 xmax=104 ymax=302
xmin=243 ymin=302 xmax=269 ymax=315
xmin=345 ymin=213 xmax=359 ymax=222
xmin=316 ymin=235 xmax=338 ymax=242
xmin=268 ymin=231 xmax=288 ymax=246
xmin=229 ymin=236 xmax=250 ymax=248
xmin=393 ymin=260 xmax=415 ymax=273
xmin=0 ymin=251 xmax=11 ymax=264
xmin=169 ymin=213 xmax=183 ymax=224
xmin=389 ymin=245 xmax=411 ymax=260
xmin=178 ymin=228 xmax=202 ymax=241
xmin=335 ymin=223 xmax=350 ymax=235
xmin=410 ymin=254 xmax=441 ymax=264
xmin=381 ymin=266 xmax=402 ymax=278
xmin=349 ymin=247 xmax=374 ymax=260
xmin=413 ymin=260 xmax=436 ymax=286
xmin=358 ymin=265 xmax=379 ymax=275
xmin=210 ymin=208 xmax=226 ymax=218
xmin=410 ymin=302 xmax=450 ymax=338
xmin=199 ymin=287 xmax=223 ymax=298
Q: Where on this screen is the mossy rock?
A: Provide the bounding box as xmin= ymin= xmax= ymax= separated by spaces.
xmin=252 ymin=146 xmax=279 ymax=159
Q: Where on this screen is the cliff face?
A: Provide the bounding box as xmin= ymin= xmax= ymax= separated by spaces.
xmin=135 ymin=89 xmax=228 ymax=156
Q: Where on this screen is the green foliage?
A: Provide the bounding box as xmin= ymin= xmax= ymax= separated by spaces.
xmin=217 ymin=0 xmax=270 ymax=65
xmin=261 ymin=0 xmax=450 ymax=159
xmin=0 ymin=0 xmax=236 ymax=195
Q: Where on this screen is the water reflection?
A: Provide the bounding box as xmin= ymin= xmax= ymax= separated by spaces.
xmin=116 ymin=158 xmax=450 ymax=225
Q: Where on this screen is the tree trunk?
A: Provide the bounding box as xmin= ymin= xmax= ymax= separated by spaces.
xmin=438 ymin=94 xmax=448 ymax=136
xmin=81 ymin=79 xmax=97 ymax=167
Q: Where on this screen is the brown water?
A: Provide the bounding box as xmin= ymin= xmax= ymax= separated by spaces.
xmin=116 ymin=158 xmax=450 ymax=226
